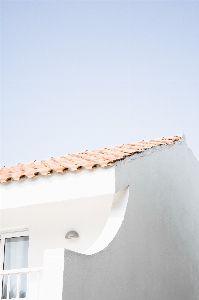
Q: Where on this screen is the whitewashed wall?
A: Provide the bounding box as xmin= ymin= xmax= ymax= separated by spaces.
xmin=62 ymin=138 xmax=199 ymax=300
xmin=2 ymin=137 xmax=199 ymax=300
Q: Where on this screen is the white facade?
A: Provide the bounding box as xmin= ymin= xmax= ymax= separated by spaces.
xmin=1 ymin=136 xmax=199 ymax=299
xmin=1 ymin=167 xmax=117 ymax=265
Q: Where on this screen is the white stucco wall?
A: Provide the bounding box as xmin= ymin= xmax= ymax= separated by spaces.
xmin=1 ymin=136 xmax=199 ymax=300
xmin=61 ymin=137 xmax=199 ymax=300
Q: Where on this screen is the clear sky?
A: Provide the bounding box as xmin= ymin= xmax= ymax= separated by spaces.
xmin=1 ymin=0 xmax=199 ymax=166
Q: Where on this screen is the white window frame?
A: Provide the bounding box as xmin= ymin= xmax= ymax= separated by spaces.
xmin=0 ymin=229 xmax=29 ymax=271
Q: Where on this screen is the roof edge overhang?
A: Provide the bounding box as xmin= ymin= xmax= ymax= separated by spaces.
xmin=0 ymin=166 xmax=116 ymax=210
xmin=0 ymin=134 xmax=183 ymax=185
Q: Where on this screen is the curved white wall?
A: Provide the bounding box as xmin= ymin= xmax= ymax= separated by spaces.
xmin=61 ymin=139 xmax=199 ymax=300
xmin=84 ymin=187 xmax=129 ymax=255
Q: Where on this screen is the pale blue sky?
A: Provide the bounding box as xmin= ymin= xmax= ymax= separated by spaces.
xmin=1 ymin=0 xmax=199 ymax=166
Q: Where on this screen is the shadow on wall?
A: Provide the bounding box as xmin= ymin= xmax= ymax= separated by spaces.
xmin=83 ymin=187 xmax=129 ymax=255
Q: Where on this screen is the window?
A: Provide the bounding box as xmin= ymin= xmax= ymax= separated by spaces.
xmin=0 ymin=230 xmax=29 ymax=299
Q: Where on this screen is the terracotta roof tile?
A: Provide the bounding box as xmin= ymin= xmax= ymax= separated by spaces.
xmin=0 ymin=135 xmax=182 ymax=184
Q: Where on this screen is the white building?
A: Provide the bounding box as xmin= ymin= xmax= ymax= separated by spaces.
xmin=1 ymin=134 xmax=199 ymax=300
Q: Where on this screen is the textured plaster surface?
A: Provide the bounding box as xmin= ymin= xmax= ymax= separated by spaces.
xmin=62 ymin=138 xmax=199 ymax=300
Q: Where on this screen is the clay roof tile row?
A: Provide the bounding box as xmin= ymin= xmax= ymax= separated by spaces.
xmin=0 ymin=135 xmax=182 ymax=184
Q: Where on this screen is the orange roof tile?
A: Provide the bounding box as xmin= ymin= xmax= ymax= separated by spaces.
xmin=0 ymin=135 xmax=182 ymax=184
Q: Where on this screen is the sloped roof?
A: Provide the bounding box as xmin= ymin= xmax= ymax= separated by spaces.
xmin=0 ymin=135 xmax=182 ymax=183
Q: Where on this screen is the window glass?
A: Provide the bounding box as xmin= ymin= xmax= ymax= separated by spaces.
xmin=4 ymin=236 xmax=29 ymax=270
xmin=2 ymin=236 xmax=29 ymax=299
